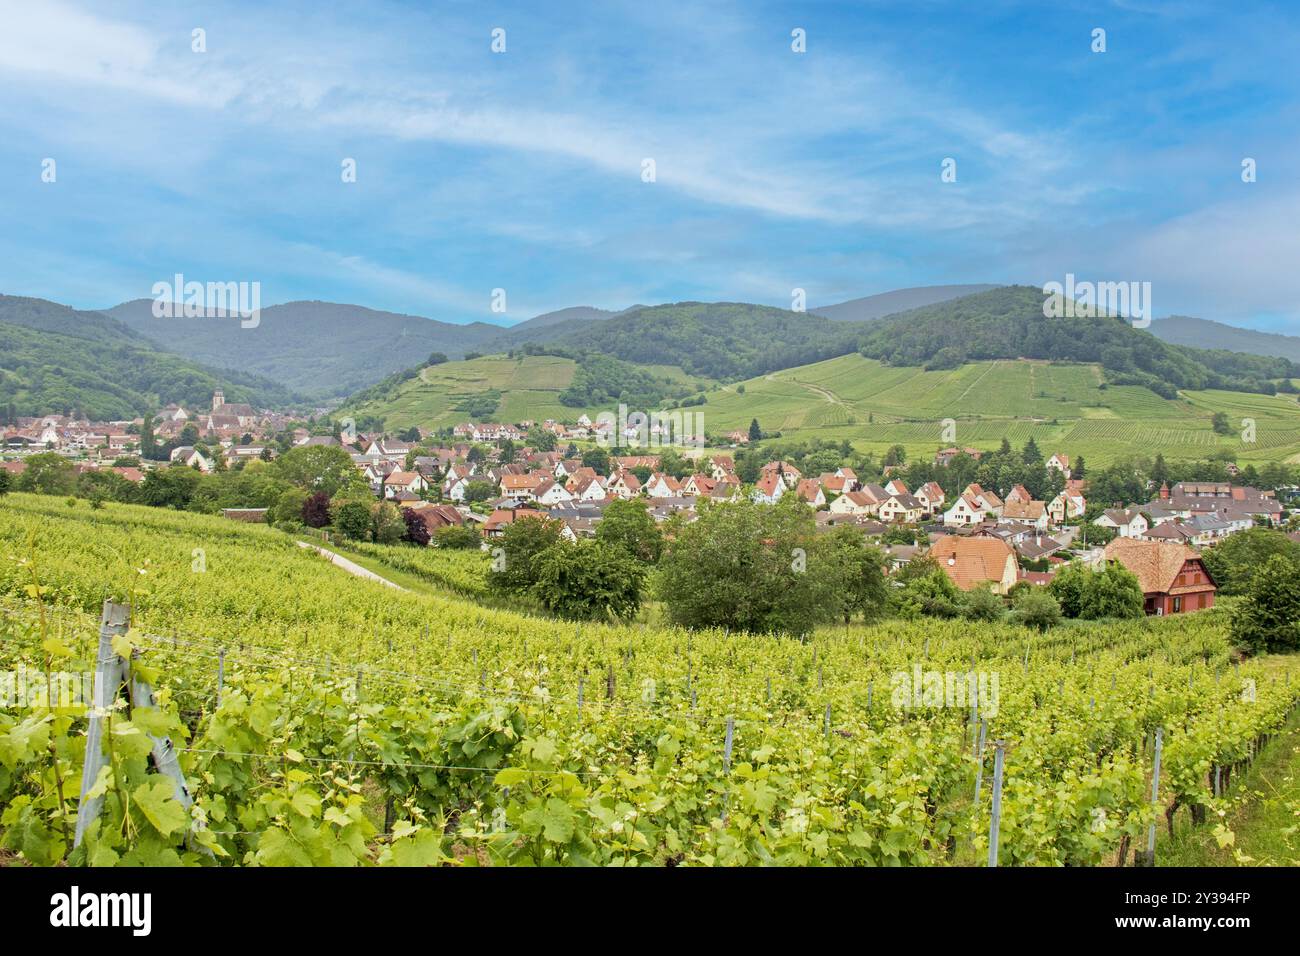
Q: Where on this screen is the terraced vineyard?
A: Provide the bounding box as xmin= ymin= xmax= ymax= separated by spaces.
xmin=2 ymin=493 xmax=1297 ymax=867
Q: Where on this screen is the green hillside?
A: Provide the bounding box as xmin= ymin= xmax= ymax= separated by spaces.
xmin=701 ymin=354 xmax=1300 ymax=466
xmin=0 ymin=295 xmax=297 ymax=420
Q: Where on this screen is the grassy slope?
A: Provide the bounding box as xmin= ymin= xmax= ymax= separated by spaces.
xmin=700 ymin=355 xmax=1300 ymax=466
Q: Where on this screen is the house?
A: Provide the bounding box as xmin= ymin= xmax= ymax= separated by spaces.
xmin=1000 ymin=499 xmax=1048 ymax=531
xmin=382 ymin=470 xmax=429 ymax=500
xmin=1103 ymin=538 xmax=1217 ymax=615
xmin=500 ymin=473 xmax=544 ymax=503
xmin=1047 ymin=490 xmax=1086 ymax=524
xmin=791 ymin=478 xmax=826 ymax=507
xmin=884 ymin=478 xmax=910 ymax=497
xmin=482 ymin=507 xmax=547 ymax=538
xmin=879 ymin=493 xmax=925 ymax=524
xmin=929 ymin=536 xmax=1019 ymax=594
xmin=169 ymin=446 xmax=214 ymax=473
xmin=828 ymin=490 xmax=875 ymax=515
xmin=1095 ymin=508 xmax=1148 ymax=538
xmin=942 ymin=493 xmax=985 ymax=527
xmin=567 ymin=475 xmax=609 ymax=502
xmin=533 ymin=478 xmax=575 ymax=507
xmin=1005 ymin=484 xmax=1033 ymax=505
xmin=915 ymin=481 xmax=946 ymax=517
xmin=1046 ymin=453 xmax=1072 ymax=478
xmin=409 ymin=504 xmax=465 ymax=535
xmin=934 ymin=446 xmax=983 ymax=466
xmin=751 ymin=473 xmax=785 ymax=504
xmin=681 ymin=474 xmax=716 ymax=497
xmin=643 ymin=472 xmax=683 ymax=499
xmin=607 ymin=470 xmax=642 ymax=500
xmin=442 ymin=465 xmax=473 ymax=502
xmin=964 ymin=484 xmax=1003 ymax=517
xmin=1015 ymin=534 xmax=1065 ymax=561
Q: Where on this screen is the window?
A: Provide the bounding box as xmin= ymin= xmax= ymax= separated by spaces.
xmin=1172 ymin=596 xmax=1182 ymax=613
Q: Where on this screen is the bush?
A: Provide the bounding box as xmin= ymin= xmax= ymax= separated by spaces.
xmin=302 ymin=491 xmax=332 ymax=528
xmin=435 ymin=525 xmax=482 ymax=550
xmin=372 ymin=501 xmax=406 ymax=545
xmin=962 ymin=586 xmax=1004 ymax=622
xmin=529 ymin=541 xmax=645 ymax=620
xmin=1231 ymin=554 xmax=1300 ymax=652
xmin=1011 ymin=588 xmax=1062 ymax=631
xmin=402 ymin=507 xmax=430 ymax=547
xmin=488 ymin=514 xmax=565 ymax=595
xmin=332 ymin=500 xmax=373 ymax=541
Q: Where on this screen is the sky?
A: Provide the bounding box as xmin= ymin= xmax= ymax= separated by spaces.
xmin=2 ymin=0 xmax=1299 ymax=333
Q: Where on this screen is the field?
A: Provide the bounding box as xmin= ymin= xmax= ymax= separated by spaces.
xmin=343 ymin=354 xmax=710 ymax=431
xmin=698 ymin=355 xmax=1300 ymax=466
xmin=344 ymin=351 xmax=1300 ymax=466
xmin=2 ymin=492 xmax=1298 ymax=867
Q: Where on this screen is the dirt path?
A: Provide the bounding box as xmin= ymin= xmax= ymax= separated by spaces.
xmin=295 ymin=541 xmax=407 ymax=591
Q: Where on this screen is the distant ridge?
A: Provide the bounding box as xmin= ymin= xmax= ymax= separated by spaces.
xmin=1150 ymin=315 xmax=1300 ymax=363
xmin=811 ymin=284 xmax=1001 ymax=322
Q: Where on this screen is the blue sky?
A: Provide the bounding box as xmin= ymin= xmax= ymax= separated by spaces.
xmin=2 ymin=0 xmax=1299 ymax=333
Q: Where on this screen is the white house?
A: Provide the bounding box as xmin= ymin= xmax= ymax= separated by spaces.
xmin=1095 ymin=508 xmax=1148 ymax=538
xmin=943 ymin=493 xmax=986 ymax=527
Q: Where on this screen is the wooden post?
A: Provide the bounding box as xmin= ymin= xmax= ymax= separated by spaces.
xmin=1138 ymin=727 xmax=1164 ymax=866
xmin=577 ymin=678 xmax=584 ymax=718
xmin=217 ymin=647 xmax=225 ymax=708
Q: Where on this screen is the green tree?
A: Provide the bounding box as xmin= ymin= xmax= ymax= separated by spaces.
xmin=1200 ymin=528 xmax=1300 ymax=596
xmin=273 ymin=445 xmax=369 ymax=497
xmin=15 ymin=453 xmax=77 ymax=496
xmin=1231 ymin=554 xmax=1300 ymax=652
xmin=1080 ymin=562 xmax=1144 ymax=620
xmin=530 ymin=541 xmax=645 ymax=620
xmin=893 ymin=557 xmax=963 ymax=618
xmin=463 ymin=480 xmax=496 ymax=503
xmin=488 ymin=514 xmax=565 ymax=595
xmin=372 ymin=501 xmax=406 ymax=544
xmin=748 ymin=418 xmax=762 ymax=442
xmin=1211 ymin=412 xmax=1232 ymax=436
xmin=962 ymin=586 xmax=1005 ymax=622
xmin=594 ymin=498 xmax=663 ymax=562
xmin=1011 ymin=588 xmax=1062 ymax=631
xmin=0 ymin=469 xmax=11 ymax=496
xmin=821 ymin=527 xmax=888 ymax=622
xmin=270 ymin=487 xmax=309 ymax=526
xmin=581 ymin=447 xmax=610 ymax=474
xmin=138 ymin=465 xmax=202 ymax=509
xmin=332 ymin=500 xmax=373 ymax=540
xmin=656 ymin=498 xmax=838 ymax=635
xmin=1048 ymin=563 xmax=1091 ymax=618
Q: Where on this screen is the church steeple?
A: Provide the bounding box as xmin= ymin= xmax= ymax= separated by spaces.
xmin=212 ymin=388 xmax=225 ymax=412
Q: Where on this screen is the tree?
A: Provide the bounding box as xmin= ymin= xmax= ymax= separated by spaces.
xmin=1200 ymin=528 xmax=1300 ymax=596
xmin=893 ymin=557 xmax=963 ymax=618
xmin=427 ymin=352 xmax=448 ymax=366
xmin=273 ymin=446 xmax=369 ymax=497
xmin=301 ymin=491 xmax=332 ymax=528
xmin=1073 ymin=455 xmax=1086 ymax=479
xmin=463 ymin=480 xmax=496 ymax=503
xmin=399 ymin=426 xmax=422 ymax=443
xmin=270 ymin=487 xmax=309 ymax=526
xmin=137 ymin=465 xmax=201 ymax=509
xmin=581 ymin=447 xmax=610 ymax=474
xmin=1080 ymin=562 xmax=1144 ymax=620
xmin=402 ymin=507 xmax=431 ymax=546
xmin=821 ymin=527 xmax=888 ymax=622
xmin=15 ymin=453 xmax=77 ymax=496
xmin=1211 ymin=412 xmax=1232 ymax=436
xmin=372 ymin=501 xmax=406 ymax=544
xmin=962 ymin=586 xmax=1004 ymax=622
xmin=530 ymin=542 xmax=645 ymax=620
xmin=656 ymin=498 xmax=839 ymax=635
xmin=1011 ymin=588 xmax=1062 ymax=631
xmin=882 ymin=444 xmax=907 ymax=468
xmin=332 ymin=500 xmax=373 ymax=540
xmin=1021 ymin=436 xmax=1043 ymax=470
xmin=594 ymin=498 xmax=663 ymax=562
xmin=1231 ymin=554 xmax=1300 ymax=652
xmin=488 ymin=514 xmax=565 ymax=595
xmin=1150 ymin=453 xmax=1167 ymax=488
xmin=0 ymin=469 xmax=11 ymax=496
xmin=139 ymin=415 xmax=157 ymax=460
xmin=435 ymin=525 xmax=482 ymax=549
xmin=1048 ymin=563 xmax=1091 ymax=618
xmin=748 ymin=418 xmax=762 ymax=442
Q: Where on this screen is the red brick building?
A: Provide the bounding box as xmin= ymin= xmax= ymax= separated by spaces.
xmin=1103 ymin=538 xmax=1217 ymax=615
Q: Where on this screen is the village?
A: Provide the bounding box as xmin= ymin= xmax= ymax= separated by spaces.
xmin=5 ymin=392 xmax=1295 ymax=620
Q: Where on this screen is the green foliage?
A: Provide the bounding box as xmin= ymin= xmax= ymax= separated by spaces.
xmin=272 ymin=446 xmax=369 ymax=498
xmin=529 ymin=541 xmax=646 ymax=620
xmin=1051 ymin=561 xmax=1143 ymax=620
xmin=1231 ymin=555 xmax=1300 ymax=652
xmin=1201 ymin=528 xmax=1300 ymax=596
xmin=332 ymin=500 xmax=373 ymax=541
xmin=594 ymin=498 xmax=663 ymax=563
xmin=434 ymin=525 xmax=483 ymax=550
xmin=1010 ymin=588 xmax=1062 ymax=631
xmin=560 ymin=353 xmax=689 ymax=408
xmin=580 ymin=447 xmax=610 ymax=474
xmin=14 ymin=454 xmax=77 ymax=497
xmin=962 ymin=586 xmax=1005 ymax=622
xmin=463 ymin=480 xmax=496 ymax=504
xmin=488 ymin=514 xmax=565 ymax=596
xmin=893 ymin=557 xmax=964 ymax=619
xmin=372 ymin=501 xmax=405 ymax=545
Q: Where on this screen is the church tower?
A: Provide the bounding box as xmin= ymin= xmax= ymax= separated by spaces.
xmin=212 ymin=388 xmax=225 ymax=412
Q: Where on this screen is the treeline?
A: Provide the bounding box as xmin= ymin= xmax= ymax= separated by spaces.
xmin=857 ymin=285 xmax=1299 ymax=397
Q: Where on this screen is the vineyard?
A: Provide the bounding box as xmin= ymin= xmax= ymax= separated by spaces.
xmin=1 ymin=492 xmax=1298 ymax=866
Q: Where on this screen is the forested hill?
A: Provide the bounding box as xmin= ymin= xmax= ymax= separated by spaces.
xmin=857 ymin=285 xmax=1298 ymax=397
xmin=0 ymin=295 xmax=296 ymax=420
xmin=539 ymin=301 xmax=868 ymax=381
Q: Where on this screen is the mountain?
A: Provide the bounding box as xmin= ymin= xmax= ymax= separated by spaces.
xmin=856 ymin=285 xmax=1298 ymax=397
xmin=107 ymin=299 xmax=505 ymax=401
xmin=504 ymin=306 xmax=617 ymax=333
xmin=1150 ymin=315 xmax=1300 ymax=363
xmin=0 ymin=295 xmax=295 ymax=420
xmin=536 ymin=301 xmax=868 ymax=381
xmin=811 ymin=284 xmax=1001 ymax=322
